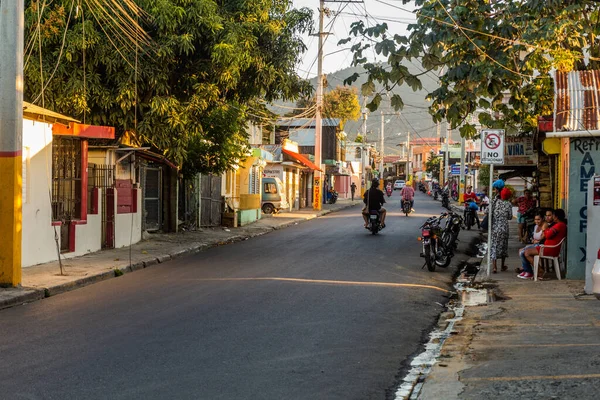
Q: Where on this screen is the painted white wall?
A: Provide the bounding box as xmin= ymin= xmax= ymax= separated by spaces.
xmin=115 ymin=188 xmax=143 ymax=248
xmin=21 ymin=120 xmax=60 ymax=267
xmin=66 ymin=213 xmax=102 ymax=258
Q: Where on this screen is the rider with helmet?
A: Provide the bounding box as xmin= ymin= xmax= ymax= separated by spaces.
xmin=362 ymin=178 xmax=387 ymax=228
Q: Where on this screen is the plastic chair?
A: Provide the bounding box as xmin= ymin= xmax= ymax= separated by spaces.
xmin=533 ymin=238 xmax=566 ymax=281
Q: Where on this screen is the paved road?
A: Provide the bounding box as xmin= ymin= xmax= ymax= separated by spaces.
xmin=0 ymin=192 xmax=454 ymax=400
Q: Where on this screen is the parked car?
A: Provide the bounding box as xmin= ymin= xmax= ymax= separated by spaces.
xmin=261 ymin=177 xmax=288 ymax=214
xmin=393 ymin=179 xmax=406 ymax=190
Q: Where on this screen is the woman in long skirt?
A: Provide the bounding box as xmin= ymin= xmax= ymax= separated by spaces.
xmin=490 ymin=188 xmax=513 ymax=273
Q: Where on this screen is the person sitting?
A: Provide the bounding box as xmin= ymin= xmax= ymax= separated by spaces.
xmin=516 ymin=211 xmax=549 ymax=274
xmin=362 ymin=178 xmax=387 ymax=228
xmin=400 ymin=184 xmax=415 ymax=211
xmin=518 ymin=208 xmax=567 ymax=280
xmin=463 ymin=186 xmax=478 ymax=202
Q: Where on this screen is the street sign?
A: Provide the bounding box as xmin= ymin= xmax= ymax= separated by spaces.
xmin=481 ymin=129 xmax=505 ymax=165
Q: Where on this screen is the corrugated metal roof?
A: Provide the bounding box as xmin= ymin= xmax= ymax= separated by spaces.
xmin=554 ymin=70 xmax=600 ymax=131
xmin=22 ymin=101 xmax=79 ymax=125
xmin=276 ymin=118 xmax=340 ymax=128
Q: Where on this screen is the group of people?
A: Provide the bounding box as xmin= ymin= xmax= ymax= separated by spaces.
xmin=486 ymin=179 xmax=568 ymax=279
xmin=360 ymin=178 xmax=415 ymax=228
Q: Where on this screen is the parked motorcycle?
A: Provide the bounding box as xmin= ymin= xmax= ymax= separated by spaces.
xmin=463 ymin=199 xmax=479 ymax=230
xmin=441 ymin=211 xmax=463 ymax=251
xmin=327 ymin=190 xmax=338 ymax=204
xmin=367 ymin=210 xmax=383 ymax=234
xmin=451 ymin=188 xmax=459 ymax=202
xmin=402 ymin=199 xmax=411 ymax=216
xmin=441 ymin=189 xmax=450 ymax=209
xmin=419 ymin=214 xmax=455 ymax=271
xmin=433 ymin=186 xmax=441 ymax=200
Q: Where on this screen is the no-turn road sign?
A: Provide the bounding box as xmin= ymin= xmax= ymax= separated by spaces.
xmin=481 ymin=129 xmax=505 ymax=165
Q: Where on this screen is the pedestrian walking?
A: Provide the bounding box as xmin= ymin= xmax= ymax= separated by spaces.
xmin=490 ymin=187 xmax=513 ymax=273
xmin=350 ymin=182 xmax=357 ymax=201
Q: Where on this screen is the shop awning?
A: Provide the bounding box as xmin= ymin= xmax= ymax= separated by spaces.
xmin=282 ymin=148 xmax=321 ymax=171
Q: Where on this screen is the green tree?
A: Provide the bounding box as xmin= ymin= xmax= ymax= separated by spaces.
xmin=287 ymin=86 xmax=361 ymax=129
xmin=24 ymin=0 xmax=313 ymax=175
xmin=322 ymin=86 xmax=361 ymax=129
xmin=478 ymin=164 xmax=490 ymax=188
xmin=342 ymin=0 xmax=597 ymax=137
xmin=425 ymin=153 xmax=442 ymax=177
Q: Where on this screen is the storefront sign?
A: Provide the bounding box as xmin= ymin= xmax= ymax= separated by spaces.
xmin=594 ymin=176 xmax=600 ymax=206
xmin=263 ymin=164 xmax=283 ymax=179
xmin=568 ymin=138 xmax=600 ymax=279
xmin=504 ymin=136 xmax=537 ymax=166
xmin=313 ymin=177 xmax=321 ymax=209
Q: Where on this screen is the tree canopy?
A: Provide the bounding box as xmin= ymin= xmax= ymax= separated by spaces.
xmin=24 ymin=0 xmax=313 ymax=175
xmin=288 ymin=85 xmax=360 ymax=129
xmin=425 ymin=152 xmax=442 ymax=178
xmin=342 ymin=0 xmax=600 ymax=137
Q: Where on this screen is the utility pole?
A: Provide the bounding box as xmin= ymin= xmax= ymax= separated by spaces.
xmin=406 ymin=131 xmax=411 ymax=181
xmin=437 ymin=119 xmax=443 ymax=184
xmin=361 ymin=97 xmax=368 ymax=190
xmin=379 ymin=111 xmax=384 ymax=178
xmin=0 ymin=1 xmax=24 ymax=287
xmin=459 ymin=135 xmax=466 ymax=202
xmin=445 ymin=122 xmax=451 ymax=184
xmin=313 ymin=0 xmax=325 ymax=210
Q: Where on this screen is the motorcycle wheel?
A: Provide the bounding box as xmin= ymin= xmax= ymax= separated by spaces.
xmin=424 ymin=243 xmax=436 ymax=272
xmin=466 ymin=214 xmax=472 ymax=230
xmin=370 ymin=222 xmax=379 ymax=235
xmin=435 ymin=251 xmax=453 ymax=268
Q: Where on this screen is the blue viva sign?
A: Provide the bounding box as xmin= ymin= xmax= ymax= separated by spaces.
xmin=567 ymin=138 xmax=600 ymax=279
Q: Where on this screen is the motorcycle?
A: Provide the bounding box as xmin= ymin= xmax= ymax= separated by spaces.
xmin=402 ymin=199 xmax=411 ymax=216
xmin=441 ymin=189 xmax=450 ymax=209
xmin=419 ymin=214 xmax=454 ymax=271
xmin=433 ymin=186 xmax=441 ymax=200
xmin=463 ymin=199 xmax=479 ymax=230
xmin=451 ymin=188 xmax=459 ymax=202
xmin=386 ymin=186 xmax=392 ymax=197
xmin=367 ymin=210 xmax=383 ymax=235
xmin=418 ymin=182 xmax=426 ymax=193
xmin=441 ymin=211 xmax=463 ymax=251
xmin=327 ymin=190 xmax=338 ymax=204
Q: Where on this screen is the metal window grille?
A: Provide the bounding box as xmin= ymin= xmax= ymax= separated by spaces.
xmin=52 ymin=137 xmax=82 ymax=222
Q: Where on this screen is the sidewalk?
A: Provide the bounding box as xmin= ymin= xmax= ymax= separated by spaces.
xmin=0 ymin=199 xmax=360 ymax=310
xmin=416 ymin=219 xmax=600 ymax=399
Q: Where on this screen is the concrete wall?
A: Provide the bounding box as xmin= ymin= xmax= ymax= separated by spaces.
xmin=115 ymin=188 xmax=143 ymax=248
xmin=21 ymin=120 xmax=59 ymax=267
xmin=567 ymin=138 xmax=600 ymax=279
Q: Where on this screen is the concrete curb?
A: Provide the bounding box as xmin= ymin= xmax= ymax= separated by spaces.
xmin=0 ymin=202 xmax=356 ymax=310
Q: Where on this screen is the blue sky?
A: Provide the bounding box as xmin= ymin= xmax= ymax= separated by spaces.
xmin=292 ymin=0 xmax=417 ymax=77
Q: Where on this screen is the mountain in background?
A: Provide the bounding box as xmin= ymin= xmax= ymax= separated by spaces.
xmin=269 ymin=60 xmax=461 ymax=155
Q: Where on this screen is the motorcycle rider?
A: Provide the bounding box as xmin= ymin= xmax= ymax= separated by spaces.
xmin=463 ymin=185 xmax=480 ymax=228
xmin=363 ymin=178 xmax=387 ymax=228
xmin=400 ymin=182 xmax=415 ymax=212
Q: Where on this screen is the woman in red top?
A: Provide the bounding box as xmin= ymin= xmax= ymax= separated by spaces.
xmin=520 ymin=209 xmax=567 ymax=279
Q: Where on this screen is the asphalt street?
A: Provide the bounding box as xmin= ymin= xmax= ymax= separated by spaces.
xmin=0 ymin=192 xmax=455 ymax=400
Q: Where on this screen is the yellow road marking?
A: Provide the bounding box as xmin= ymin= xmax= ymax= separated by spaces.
xmin=192 ymin=277 xmax=451 ymax=293
xmin=463 ymin=374 xmax=600 ymax=382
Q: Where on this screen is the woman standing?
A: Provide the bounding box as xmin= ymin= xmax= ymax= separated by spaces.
xmin=490 ymin=188 xmax=513 ymax=273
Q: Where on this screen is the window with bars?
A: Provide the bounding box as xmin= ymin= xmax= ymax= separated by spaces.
xmin=52 ymin=137 xmax=82 ymax=222
xmin=249 ymin=166 xmax=260 ymax=194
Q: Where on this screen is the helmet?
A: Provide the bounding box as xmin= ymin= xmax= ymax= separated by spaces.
xmin=492 ymin=179 xmax=505 ymax=190
xmin=371 ymin=178 xmax=380 ymax=188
